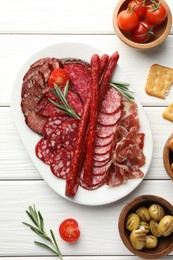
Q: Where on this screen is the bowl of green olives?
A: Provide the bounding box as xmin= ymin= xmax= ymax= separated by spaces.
xmin=118 ymin=195 xmax=173 ymax=259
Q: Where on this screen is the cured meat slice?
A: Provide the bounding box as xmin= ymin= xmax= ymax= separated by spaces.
xmin=50 ymin=149 xmax=73 ymax=179
xmin=119 ymin=114 xmax=140 ymax=132
xmin=22 ymin=77 xmax=43 ymax=98
xmin=66 ymin=90 xmax=84 ymax=116
xmin=105 ymin=164 xmax=127 ymax=187
xmin=100 ymin=87 xmax=122 ymax=115
xmin=21 ymin=94 xmax=40 ymax=115
xmin=30 ymin=57 xmax=62 ymax=69
xmin=93 ymin=161 xmax=111 ymax=176
xmin=60 ymin=119 xmax=79 ymax=148
xmin=94 ymin=142 xmax=112 ymax=155
xmin=97 ymin=109 xmax=121 ymax=126
xmin=35 ymin=137 xmax=54 ymax=164
xmin=25 ymin=110 xmax=47 ymax=135
xmin=23 ymin=58 xmax=62 ymax=83
xmin=63 ymin=59 xmax=91 ymax=103
xmin=96 ymin=124 xmax=116 ymax=138
xmin=43 ymin=114 xmax=69 ymax=138
xmin=93 ymin=158 xmax=110 ymax=167
xmin=35 ymin=98 xmax=60 ymax=117
xmin=47 ymin=126 xmax=62 ymax=151
xmin=121 ymin=99 xmax=138 ymax=119
xmin=83 ymin=54 xmax=100 ymax=186
xmin=95 ymin=134 xmax=113 ymax=147
xmin=79 ymin=170 xmax=106 ymax=190
xmin=94 ymin=152 xmax=110 ymax=162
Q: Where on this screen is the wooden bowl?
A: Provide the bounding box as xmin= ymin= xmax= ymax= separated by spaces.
xmin=113 ymin=0 xmax=172 ymax=49
xmin=118 ymin=195 xmax=173 ymax=259
xmin=163 ymin=133 xmax=173 ymax=180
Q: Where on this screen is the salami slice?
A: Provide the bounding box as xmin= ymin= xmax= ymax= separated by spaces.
xmin=21 ymin=94 xmax=40 ymax=115
xmin=63 ymin=59 xmax=91 ymax=103
xmin=60 ymin=119 xmax=79 ymax=148
xmin=95 ymin=134 xmax=113 ymax=147
xmin=21 ymin=72 xmax=44 ymax=97
xmin=50 ymin=149 xmax=73 ymax=179
xmin=30 ymin=57 xmax=62 ymax=69
xmin=79 ymin=169 xmax=106 ymax=190
xmin=100 ymin=87 xmax=122 ymax=115
xmin=35 ymin=137 xmax=54 ymax=164
xmin=96 ymin=124 xmax=116 ymax=138
xmin=66 ymin=90 xmax=84 ymax=116
xmin=43 ymin=114 xmax=69 ymax=138
xmin=94 ymin=152 xmax=111 ymax=162
xmin=94 ymin=142 xmax=112 ymax=155
xmin=25 ymin=110 xmax=47 ymax=135
xmin=97 ymin=109 xmax=121 ymax=126
xmin=47 ymin=126 xmax=62 ymax=151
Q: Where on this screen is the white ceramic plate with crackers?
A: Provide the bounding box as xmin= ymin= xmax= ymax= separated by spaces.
xmin=11 ymin=42 xmax=153 ymax=206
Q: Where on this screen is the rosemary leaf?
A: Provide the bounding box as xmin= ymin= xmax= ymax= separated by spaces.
xmin=110 ymin=82 xmax=134 ymax=100
xmin=34 ymin=241 xmax=60 ymax=256
xmin=63 ymin=80 xmax=69 ymax=97
xmin=38 ymin=211 xmax=44 ymax=231
xmin=23 ymin=205 xmax=63 ymax=259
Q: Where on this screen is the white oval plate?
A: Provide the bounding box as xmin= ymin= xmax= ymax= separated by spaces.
xmin=11 ymin=42 xmax=153 ymax=206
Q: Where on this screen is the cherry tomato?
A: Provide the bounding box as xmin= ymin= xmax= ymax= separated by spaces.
xmin=48 ymin=68 xmax=69 ymax=88
xmin=128 ymin=0 xmax=147 ymax=19
xmin=117 ymin=9 xmax=139 ymax=31
xmin=59 ymin=218 xmax=80 ymax=243
xmin=131 ymin=20 xmax=155 ymax=43
xmin=146 ymin=2 xmax=167 ymax=25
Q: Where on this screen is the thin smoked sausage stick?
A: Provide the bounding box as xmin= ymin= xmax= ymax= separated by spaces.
xmin=99 ymin=54 xmax=109 ymax=80
xmin=99 ymin=51 xmax=119 ymax=102
xmin=65 ymin=96 xmax=90 ymax=196
xmin=83 ymin=54 xmax=100 ymax=186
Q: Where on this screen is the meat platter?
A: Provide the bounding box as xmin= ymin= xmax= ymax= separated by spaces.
xmin=11 ymin=42 xmax=153 ymax=206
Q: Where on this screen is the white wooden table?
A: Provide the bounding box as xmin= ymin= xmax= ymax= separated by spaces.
xmin=0 ymin=0 xmax=173 ymax=259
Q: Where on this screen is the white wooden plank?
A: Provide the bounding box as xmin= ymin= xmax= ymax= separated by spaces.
xmin=0 ymin=180 xmax=172 ymax=257
xmin=1 ymin=34 xmax=173 ymax=106
xmin=0 ymin=256 xmax=172 ymax=260
xmin=0 ymin=0 xmax=172 ymax=34
xmin=0 ymin=106 xmax=172 ymax=180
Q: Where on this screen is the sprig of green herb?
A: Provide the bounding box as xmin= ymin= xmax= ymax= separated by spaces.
xmin=22 ymin=205 xmax=63 ymax=259
xmin=110 ymin=81 xmax=135 ymax=100
xmin=48 ymin=81 xmax=80 ymax=119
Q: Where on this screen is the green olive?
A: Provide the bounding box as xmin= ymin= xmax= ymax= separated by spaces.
xmin=130 ymin=229 xmax=146 ymax=250
xmin=145 ymin=235 xmax=158 ymax=249
xmin=149 ymin=204 xmax=165 ymax=221
xmin=136 ymin=207 xmax=151 ymax=222
xmin=158 ymin=215 xmax=173 ymax=237
xmin=125 ymin=213 xmax=140 ymax=231
xmin=149 ymin=219 xmax=162 ymax=238
xmin=139 ymin=221 xmax=150 ymax=234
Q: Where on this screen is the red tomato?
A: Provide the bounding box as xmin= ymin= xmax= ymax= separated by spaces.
xmin=128 ymin=0 xmax=147 ymax=19
xmin=117 ymin=9 xmax=139 ymax=31
xmin=146 ymin=3 xmax=167 ymax=25
xmin=131 ymin=20 xmax=155 ymax=43
xmin=48 ymin=68 xmax=69 ymax=88
xmin=59 ymin=218 xmax=80 ymax=243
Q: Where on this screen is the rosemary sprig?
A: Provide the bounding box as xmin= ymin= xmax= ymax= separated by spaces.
xmin=110 ymin=81 xmax=135 ymax=101
xmin=22 ymin=205 xmax=63 ymax=260
xmin=48 ymin=81 xmax=80 ymax=119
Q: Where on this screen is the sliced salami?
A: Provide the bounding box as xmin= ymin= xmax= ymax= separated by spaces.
xmin=47 ymin=126 xmax=62 ymax=151
xmin=66 ymin=90 xmax=84 ymax=116
xmin=25 ymin=110 xmax=47 ymax=135
xmin=96 ymin=124 xmax=116 ymax=138
xmin=93 ymin=158 xmax=110 ymax=167
xmin=97 ymin=109 xmax=121 ymax=126
xmin=21 ymin=94 xmax=40 ymax=115
xmin=50 ymin=149 xmax=73 ymax=179
xmin=60 ymin=118 xmax=79 ymax=148
xmin=95 ymin=134 xmax=113 ymax=147
xmin=43 ymin=114 xmax=69 ymax=138
xmin=94 ymin=152 xmax=111 ymax=162
xmin=35 ymin=138 xmax=54 ymax=164
xmin=100 ymin=87 xmax=122 ymax=115
xmin=63 ymin=59 xmax=91 ymax=103
xmin=94 ymin=142 xmax=112 ymax=155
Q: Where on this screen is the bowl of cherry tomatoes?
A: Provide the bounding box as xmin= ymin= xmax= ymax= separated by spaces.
xmin=113 ymin=0 xmax=172 ymax=49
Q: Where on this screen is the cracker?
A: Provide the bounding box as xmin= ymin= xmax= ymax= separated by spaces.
xmin=145 ymin=64 xmax=173 ymax=99
xmin=162 ymin=103 xmax=173 ymax=122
